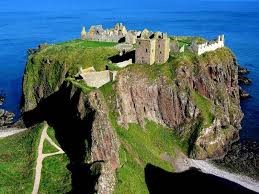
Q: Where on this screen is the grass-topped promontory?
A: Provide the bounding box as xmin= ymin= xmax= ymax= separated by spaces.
xmin=23 ymin=39 xmax=118 ymax=111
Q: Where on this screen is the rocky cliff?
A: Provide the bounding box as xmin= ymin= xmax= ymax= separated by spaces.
xmin=114 ymin=48 xmax=243 ymax=159
xmin=22 ymin=41 xmax=243 ymax=193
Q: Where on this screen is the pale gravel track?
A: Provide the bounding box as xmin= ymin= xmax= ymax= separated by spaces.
xmin=172 ymin=153 xmax=259 ymax=193
xmin=0 ymin=128 xmax=28 ymax=138
xmin=189 ymin=159 xmax=259 ymax=193
xmin=32 ymin=123 xmax=64 ymax=194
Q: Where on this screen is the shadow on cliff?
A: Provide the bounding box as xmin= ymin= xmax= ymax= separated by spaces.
xmin=145 ymin=164 xmax=256 ymax=194
xmin=23 ymin=83 xmax=99 ymax=194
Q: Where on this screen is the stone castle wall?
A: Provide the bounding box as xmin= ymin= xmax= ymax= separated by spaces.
xmin=86 ymin=34 xmax=123 ymax=43
xmin=135 ymin=39 xmax=156 ymax=65
xmin=115 ymin=59 xmax=133 ymax=68
xmin=195 ymin=35 xmax=225 ymax=55
xmin=155 ymin=38 xmax=170 ymax=64
xmin=135 ymin=36 xmax=170 ymax=65
xmin=81 ymin=71 xmax=112 ymax=88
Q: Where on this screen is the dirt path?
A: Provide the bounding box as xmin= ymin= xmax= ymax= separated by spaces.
xmin=0 ymin=128 xmax=28 ymax=138
xmin=32 ymin=123 xmax=64 ymax=194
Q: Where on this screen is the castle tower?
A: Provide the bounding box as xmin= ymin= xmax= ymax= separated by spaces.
xmin=89 ymin=27 xmax=95 ymax=40
xmin=221 ymin=35 xmax=225 ymax=42
xmin=155 ymin=33 xmax=170 ymax=64
xmin=217 ymin=35 xmax=221 ymax=42
xmin=135 ymin=38 xmax=156 ymax=65
xmin=81 ymin=27 xmax=87 ymax=40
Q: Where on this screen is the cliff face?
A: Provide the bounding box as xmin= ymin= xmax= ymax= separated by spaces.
xmin=115 ymin=48 xmax=243 ymax=159
xmin=87 ymin=91 xmax=120 ymax=193
xmin=22 ymin=45 xmax=243 ymax=193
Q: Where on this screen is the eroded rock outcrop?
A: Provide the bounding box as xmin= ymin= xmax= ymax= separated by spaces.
xmin=88 ymin=91 xmax=120 ymax=193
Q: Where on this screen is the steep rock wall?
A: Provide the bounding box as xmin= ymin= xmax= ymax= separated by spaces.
xmin=115 ymin=50 xmax=243 ymax=159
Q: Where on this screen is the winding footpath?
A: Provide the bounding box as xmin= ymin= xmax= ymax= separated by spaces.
xmin=32 ymin=123 xmax=64 ymax=194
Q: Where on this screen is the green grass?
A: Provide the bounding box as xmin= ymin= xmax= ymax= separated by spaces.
xmin=39 ymin=154 xmax=71 ymax=194
xmin=120 ymin=56 xmax=174 ymax=83
xmin=39 ymin=127 xmax=72 ymax=193
xmin=57 ymin=39 xmax=117 ymax=48
xmin=100 ymin=83 xmax=187 ymax=194
xmin=0 ymin=124 xmax=43 ymax=193
xmin=47 ymin=127 xmax=59 ymax=146
xmin=43 ymin=139 xmax=59 ymax=154
xmin=66 ymin=77 xmax=94 ymax=94
xmin=170 ymin=36 xmax=207 ymax=47
xmin=114 ymin=122 xmax=176 ymax=194
xmin=192 ymin=91 xmax=215 ymax=128
xmin=107 ymin=63 xmax=121 ymax=71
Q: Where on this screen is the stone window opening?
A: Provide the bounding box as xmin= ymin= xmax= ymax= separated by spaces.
xmin=146 ymin=49 xmax=148 ymax=53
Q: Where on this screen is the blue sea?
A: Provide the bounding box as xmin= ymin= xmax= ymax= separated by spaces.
xmin=0 ymin=1 xmax=258 ymax=142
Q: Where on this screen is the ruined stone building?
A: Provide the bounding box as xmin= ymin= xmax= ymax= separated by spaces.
xmin=191 ymin=35 xmax=225 ymax=55
xmin=125 ymin=30 xmax=141 ymax=44
xmin=81 ymin=23 xmax=128 ymax=43
xmin=135 ymin=30 xmax=170 ymax=65
xmin=79 ymin=67 xmax=117 ymax=88
xmin=81 ymin=26 xmax=87 ymax=40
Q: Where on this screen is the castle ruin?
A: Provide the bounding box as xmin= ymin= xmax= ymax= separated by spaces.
xmin=81 ymin=26 xmax=87 ymax=40
xmin=192 ymin=35 xmax=225 ymax=55
xmin=79 ymin=67 xmax=117 ymax=88
xmin=135 ymin=30 xmax=170 ymax=65
xmin=81 ymin=23 xmax=128 ymax=43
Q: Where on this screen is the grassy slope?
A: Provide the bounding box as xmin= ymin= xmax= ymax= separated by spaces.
xmin=0 ymin=124 xmax=43 ymax=193
xmin=0 ymin=124 xmax=71 ymax=194
xmin=40 ymin=127 xmax=71 ymax=193
xmin=39 ymin=154 xmax=71 ymax=193
xmin=43 ymin=139 xmax=59 ymax=154
xmin=192 ymin=91 xmax=215 ymax=128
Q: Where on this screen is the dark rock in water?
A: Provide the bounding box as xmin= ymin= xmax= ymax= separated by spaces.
xmin=0 ymin=109 xmax=15 ymax=127
xmin=213 ymin=140 xmax=259 ymax=181
xmin=0 ymin=95 xmax=15 ymax=127
xmin=239 ymin=75 xmax=252 ymax=85
xmin=0 ymin=94 xmax=5 ymax=106
xmin=238 ymin=66 xmax=250 ymax=75
xmin=239 ymin=87 xmax=250 ymax=99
